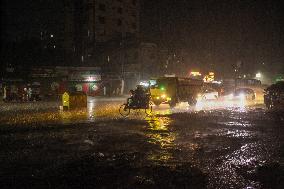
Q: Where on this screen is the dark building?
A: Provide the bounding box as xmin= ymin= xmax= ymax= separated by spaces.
xmin=1 ymin=0 xmax=66 ymax=67
xmin=64 ymin=0 xmax=140 ymax=66
xmin=1 ymin=0 xmax=140 ymax=67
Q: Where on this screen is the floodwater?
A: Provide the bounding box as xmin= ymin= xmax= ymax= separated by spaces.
xmin=0 ymin=97 xmax=283 ymax=188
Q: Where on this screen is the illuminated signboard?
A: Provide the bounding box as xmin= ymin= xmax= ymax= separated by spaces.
xmin=69 ymin=73 xmax=101 ymax=81
xmin=203 ymin=72 xmax=215 ymax=82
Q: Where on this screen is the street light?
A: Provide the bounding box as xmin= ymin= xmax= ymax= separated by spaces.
xmin=256 ymin=72 xmax=261 ymax=79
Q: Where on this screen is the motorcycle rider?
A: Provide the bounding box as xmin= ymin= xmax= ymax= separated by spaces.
xmin=134 ymin=85 xmax=145 ymax=106
xmin=126 ymin=85 xmax=148 ymax=108
xmin=126 ymin=89 xmax=135 ymax=107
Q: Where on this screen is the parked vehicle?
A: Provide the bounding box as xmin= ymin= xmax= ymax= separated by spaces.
xmin=150 ymin=77 xmax=203 ymax=107
xmin=264 ymin=81 xmax=284 ymax=109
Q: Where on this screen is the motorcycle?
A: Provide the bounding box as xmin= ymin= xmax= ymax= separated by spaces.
xmin=119 ymin=93 xmax=153 ymax=117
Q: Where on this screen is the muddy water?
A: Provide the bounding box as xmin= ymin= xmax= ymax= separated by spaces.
xmin=0 ymin=99 xmax=283 ymax=188
xmin=147 ymin=106 xmax=283 ymax=188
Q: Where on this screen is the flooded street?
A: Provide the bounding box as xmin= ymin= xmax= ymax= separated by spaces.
xmin=0 ymin=97 xmax=283 ymax=188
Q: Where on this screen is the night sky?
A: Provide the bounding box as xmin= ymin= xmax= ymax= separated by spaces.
xmin=1 ymin=0 xmax=284 ymax=76
xmin=1 ymin=0 xmax=64 ymax=40
xmin=141 ymin=0 xmax=284 ymax=75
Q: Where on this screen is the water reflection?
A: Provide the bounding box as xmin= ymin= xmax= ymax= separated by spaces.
xmin=195 ymin=98 xmax=249 ymax=112
xmin=88 ymin=100 xmax=95 ymax=120
xmin=152 ymin=106 xmax=173 ymax=115
xmin=145 ymin=116 xmax=176 ymax=162
xmin=60 ymin=100 xmax=121 ymax=123
xmin=213 ymin=142 xmax=264 ymax=188
xmin=146 ymin=117 xmax=169 ymax=131
xmin=141 ymin=97 xmax=262 ymax=117
xmin=87 ymin=100 xmax=121 ymax=120
xmin=222 ymin=121 xmax=252 ymax=128
xmin=59 ymin=109 xmax=88 ymax=124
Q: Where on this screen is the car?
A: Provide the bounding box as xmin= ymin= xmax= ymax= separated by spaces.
xmin=264 ymin=81 xmax=284 ymax=109
xmin=198 ymin=87 xmax=218 ymax=100
xmin=232 ymin=88 xmax=255 ymax=100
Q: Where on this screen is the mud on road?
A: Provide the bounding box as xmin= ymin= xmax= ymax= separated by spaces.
xmin=0 ymin=101 xmax=283 ymax=188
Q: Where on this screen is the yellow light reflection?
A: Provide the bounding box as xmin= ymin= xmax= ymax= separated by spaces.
xmin=145 ymin=116 xmax=176 ymax=162
xmin=0 ymin=108 xmax=90 ymax=125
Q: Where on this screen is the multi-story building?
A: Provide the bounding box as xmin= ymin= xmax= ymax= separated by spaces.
xmin=95 ymin=0 xmax=139 ymax=42
xmin=1 ymin=0 xmax=67 ymax=66
xmin=64 ymin=0 xmax=140 ymax=65
xmin=2 ymin=0 xmax=141 ymax=94
xmin=2 ymin=0 xmax=140 ymax=66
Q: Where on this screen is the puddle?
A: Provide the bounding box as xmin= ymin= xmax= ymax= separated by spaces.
xmin=145 ymin=116 xmax=176 ymax=163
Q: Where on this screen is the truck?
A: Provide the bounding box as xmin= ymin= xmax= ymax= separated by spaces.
xmin=149 ymin=77 xmax=203 ymax=107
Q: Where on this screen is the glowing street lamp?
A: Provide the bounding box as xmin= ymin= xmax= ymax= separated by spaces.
xmin=256 ymin=73 xmax=261 ymax=79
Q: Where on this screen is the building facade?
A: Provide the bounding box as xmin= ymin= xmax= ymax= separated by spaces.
xmin=64 ymin=0 xmax=140 ymax=66
xmin=94 ymin=0 xmax=139 ymax=42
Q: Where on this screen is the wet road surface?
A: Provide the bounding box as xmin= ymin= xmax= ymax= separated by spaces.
xmin=0 ymin=97 xmax=283 ymax=188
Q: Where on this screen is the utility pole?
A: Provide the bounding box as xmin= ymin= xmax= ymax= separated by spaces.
xmin=120 ymin=31 xmax=126 ymax=94
xmin=120 ymin=34 xmax=125 ymax=80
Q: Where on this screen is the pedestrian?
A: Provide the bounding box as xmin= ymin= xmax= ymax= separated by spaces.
xmin=3 ymin=86 xmax=7 ymax=101
xmin=103 ymin=86 xmax=106 ymax=96
xmin=116 ymin=87 xmax=120 ymax=96
xmin=10 ymin=85 xmax=17 ymax=101
xmin=23 ymin=87 xmax=28 ymax=101
xmin=27 ymin=87 xmax=32 ymax=101
xmin=125 ymin=89 xmax=135 ymax=108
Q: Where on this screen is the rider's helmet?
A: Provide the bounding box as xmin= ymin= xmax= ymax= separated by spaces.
xmin=129 ymin=89 xmax=135 ymax=95
xmin=136 ymin=85 xmax=143 ymax=89
xmin=136 ymin=85 xmax=144 ymax=93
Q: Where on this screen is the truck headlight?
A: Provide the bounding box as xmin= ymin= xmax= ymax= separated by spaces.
xmin=239 ymin=93 xmax=245 ymax=99
xmin=197 ymin=94 xmax=202 ymax=100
